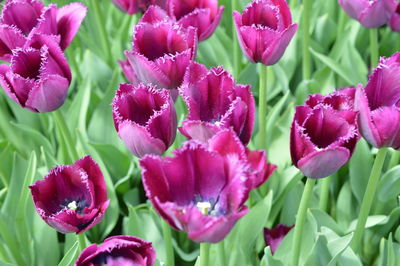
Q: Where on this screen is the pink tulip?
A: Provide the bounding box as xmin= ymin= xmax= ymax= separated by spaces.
xmin=389 ymin=3 xmax=400 ymax=32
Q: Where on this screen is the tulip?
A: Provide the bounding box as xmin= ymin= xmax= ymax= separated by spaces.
xmin=75 ymin=235 xmax=156 ymax=266
xmin=389 ymin=3 xmax=400 ymax=32
xmin=112 ymin=83 xmax=177 ymax=158
xmin=0 ymin=0 xmax=87 ymax=60
xmin=120 ymin=21 xmax=197 ymax=90
xmin=140 ymin=140 xmax=251 ymax=243
xmin=29 ymin=156 xmax=109 ymax=234
xmin=338 ymin=0 xmax=397 ymax=28
xmin=290 ymin=88 xmax=359 ymax=178
xmin=0 ymin=34 xmax=71 ymax=112
xmin=233 ymin=0 xmax=298 ymax=66
xmin=355 ymin=53 xmax=400 ymax=149
xmin=264 ymin=224 xmax=294 ymax=254
xmin=111 ymin=0 xmax=166 ymax=15
xmin=179 ymin=62 xmax=255 ymax=145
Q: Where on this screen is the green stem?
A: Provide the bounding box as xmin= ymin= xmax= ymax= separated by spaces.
xmin=162 ymin=220 xmax=175 ymax=266
xmin=258 ymin=65 xmax=267 ymax=150
xmin=389 ymin=150 xmax=399 ymax=169
xmin=217 ymin=241 xmax=227 ymax=266
xmin=232 ymin=0 xmax=240 ymax=76
xmin=336 ymin=9 xmax=346 ymax=39
xmin=319 ymin=175 xmax=331 ymax=212
xmin=370 ymin=28 xmax=379 ymax=68
xmin=289 ymin=0 xmax=297 ymax=10
xmin=302 ymin=0 xmax=312 ymax=80
xmin=199 ymin=242 xmax=210 ymax=266
xmin=77 ymin=233 xmax=87 ymax=252
xmin=350 ymin=148 xmax=388 ymax=252
xmin=53 ymin=110 xmax=79 ymax=162
xmin=291 ymin=178 xmax=316 ymax=266
xmin=90 ymin=0 xmax=112 ymax=66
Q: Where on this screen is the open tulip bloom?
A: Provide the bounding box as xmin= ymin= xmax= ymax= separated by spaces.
xmin=0 ymin=0 xmax=87 ymax=61
xmin=0 ymin=34 xmax=71 ymax=112
xmin=29 ymin=156 xmax=109 ymax=234
xmin=338 ymin=0 xmax=397 ymax=28
xmin=119 ymin=20 xmax=197 ymax=90
xmin=75 ymin=235 xmax=156 ymax=266
xmin=113 ymin=83 xmax=177 ymax=158
xmin=179 ymin=62 xmax=255 ymax=145
xmin=290 ymin=88 xmax=359 ymax=179
xmin=233 ymin=0 xmax=298 ymax=66
xmin=355 ymin=53 xmax=400 ymax=149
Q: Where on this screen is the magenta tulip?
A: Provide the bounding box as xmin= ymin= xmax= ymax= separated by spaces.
xmin=338 ymin=0 xmax=397 ymax=28
xmin=355 ymin=53 xmax=400 ymax=149
xmin=233 ymin=0 xmax=298 ymax=66
xmin=290 ymin=88 xmax=359 ymax=178
xmin=120 ymin=21 xmax=197 ymax=90
xmin=29 ymin=156 xmax=109 ymax=234
xmin=264 ymin=224 xmax=294 ymax=254
xmin=389 ymin=3 xmax=400 ymax=32
xmin=179 ymin=62 xmax=255 ymax=145
xmin=0 ymin=0 xmax=87 ymax=60
xmin=140 ymin=139 xmax=251 ymax=243
xmin=0 ymin=35 xmax=71 ymax=112
xmin=75 ymin=235 xmax=156 ymax=266
xmin=112 ymin=83 xmax=177 ymax=158
xmin=111 ymin=0 xmax=166 ymax=15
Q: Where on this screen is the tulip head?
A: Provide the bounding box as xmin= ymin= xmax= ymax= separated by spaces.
xmin=112 ymin=83 xmax=177 ymax=158
xmin=179 ymin=62 xmax=255 ymax=145
xmin=29 ymin=156 xmax=109 ymax=234
xmin=389 ymin=3 xmax=400 ymax=32
xmin=0 ymin=35 xmax=71 ymax=112
xmin=290 ymin=88 xmax=359 ymax=178
xmin=75 ymin=235 xmax=156 ymax=266
xmin=233 ymin=0 xmax=298 ymax=66
xmin=111 ymin=0 xmax=166 ymax=15
xmin=355 ymin=53 xmax=400 ymax=149
xmin=338 ymin=0 xmax=397 ymax=28
xmin=264 ymin=224 xmax=294 ymax=254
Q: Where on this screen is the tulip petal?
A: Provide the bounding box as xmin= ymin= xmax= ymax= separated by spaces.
xmin=141 ymin=5 xmax=170 ymax=24
xmin=179 ymin=120 xmax=220 ymax=142
xmin=0 ymin=25 xmax=26 ymax=61
xmin=358 ymin=0 xmax=397 ymax=28
xmin=371 ymin=107 xmax=400 ymax=149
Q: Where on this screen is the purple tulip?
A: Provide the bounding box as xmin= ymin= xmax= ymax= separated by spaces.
xmin=140 ymin=139 xmax=251 ymax=243
xmin=264 ymin=224 xmax=293 ymax=254
xmin=233 ymin=0 xmax=298 ymax=66
xmin=111 ymin=0 xmax=166 ymax=15
xmin=389 ymin=3 xmax=400 ymax=32
xmin=75 ymin=235 xmax=156 ymax=266
xmin=120 ymin=21 xmax=197 ymax=90
xmin=355 ymin=53 xmax=400 ymax=149
xmin=179 ymin=62 xmax=255 ymax=145
xmin=29 ymin=156 xmax=109 ymax=234
xmin=338 ymin=0 xmax=397 ymax=28
xmin=0 ymin=0 xmax=87 ymax=60
xmin=112 ymin=83 xmax=177 ymax=158
xmin=0 ymin=34 xmax=71 ymax=112
xmin=290 ymin=88 xmax=359 ymax=179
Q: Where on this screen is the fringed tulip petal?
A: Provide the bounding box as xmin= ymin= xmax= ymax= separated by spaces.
xmin=56 ymin=3 xmax=87 ymax=50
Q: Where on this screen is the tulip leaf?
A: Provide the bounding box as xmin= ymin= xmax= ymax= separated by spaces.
xmin=377 ymin=166 xmax=400 ymax=204
xmin=347 ymin=215 xmax=388 ymax=233
xmin=260 ymin=247 xmax=284 ymax=266
xmin=58 ymin=241 xmax=79 ymax=266
xmin=10 ymin=122 xmax=53 ymax=155
xmin=304 ymin=235 xmax=331 ymax=266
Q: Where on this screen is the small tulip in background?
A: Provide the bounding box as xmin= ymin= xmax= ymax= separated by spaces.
xmin=264 ymin=224 xmax=294 ymax=254
xmin=111 ymin=0 xmax=166 ymax=15
xmin=112 ymin=83 xmax=177 ymax=158
xmin=75 ymin=235 xmax=156 ymax=266
xmin=29 ymin=156 xmax=109 ymax=234
xmin=389 ymin=3 xmax=400 ymax=32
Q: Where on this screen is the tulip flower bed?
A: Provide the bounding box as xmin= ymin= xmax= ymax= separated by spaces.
xmin=0 ymin=0 xmax=399 ymax=265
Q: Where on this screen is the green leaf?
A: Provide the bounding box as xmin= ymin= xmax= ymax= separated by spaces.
xmin=58 ymin=241 xmax=79 ymax=266
xmin=260 ymin=247 xmax=284 ymax=266
xmin=347 ymin=215 xmax=388 ymax=233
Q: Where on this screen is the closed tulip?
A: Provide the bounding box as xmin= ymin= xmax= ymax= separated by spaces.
xmin=112 ymin=83 xmax=177 ymax=158
xmin=290 ymin=88 xmax=359 ymax=178
xmin=233 ymin=0 xmax=298 ymax=66
xmin=264 ymin=224 xmax=294 ymax=254
xmin=355 ymin=53 xmax=400 ymax=149
xmin=389 ymin=3 xmax=400 ymax=32
xmin=29 ymin=156 xmax=109 ymax=234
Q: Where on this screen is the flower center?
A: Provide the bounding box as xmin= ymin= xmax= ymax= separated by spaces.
xmin=196 ymin=201 xmax=212 ymax=215
xmin=194 ymin=195 xmax=225 ymax=216
xmin=60 ymin=197 xmax=89 ymax=215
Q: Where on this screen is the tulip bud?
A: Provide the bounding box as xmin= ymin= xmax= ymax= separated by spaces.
xmin=264 ymin=224 xmax=294 ymax=254
xmin=389 ymin=3 xmax=400 ymax=32
xmin=112 ymin=83 xmax=177 ymax=158
xmin=29 ymin=156 xmax=109 ymax=234
xmin=233 ymin=0 xmax=298 ymax=66
xmin=290 ymin=88 xmax=359 ymax=178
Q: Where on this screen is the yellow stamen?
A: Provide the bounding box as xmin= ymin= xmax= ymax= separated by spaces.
xmin=68 ymin=201 xmax=77 ymax=211
xmin=196 ymin=201 xmax=211 ymax=215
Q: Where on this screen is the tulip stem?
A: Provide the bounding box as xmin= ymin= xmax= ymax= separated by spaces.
xmin=53 ymin=110 xmax=79 ymax=162
xmin=232 ymin=0 xmax=240 ymax=76
xmin=258 ymin=65 xmax=268 ymax=150
xmin=319 ymin=175 xmax=331 ymax=212
xmin=199 ymin=242 xmax=210 ymax=266
xmin=161 ymin=220 xmax=175 ymax=266
xmin=217 ymin=241 xmax=227 ymax=266
xmin=302 ymin=0 xmax=312 ymax=80
xmin=350 ymin=148 xmax=388 ymax=253
xmin=389 ymin=150 xmax=399 ymax=169
xmin=370 ymin=28 xmax=379 ymax=68
xmin=77 ymin=233 xmax=87 ymax=252
xmin=291 ymin=178 xmax=315 ymax=266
